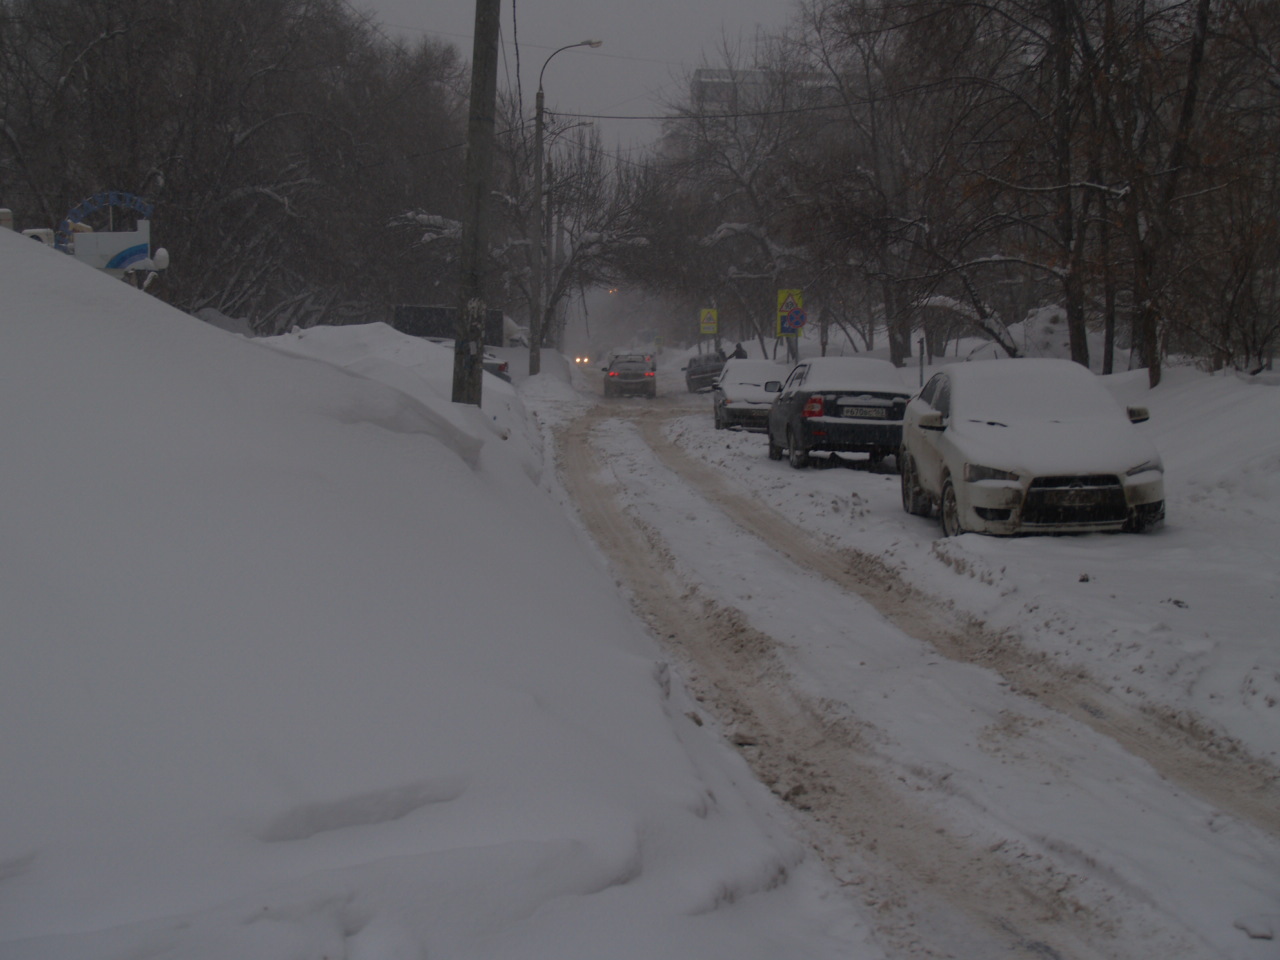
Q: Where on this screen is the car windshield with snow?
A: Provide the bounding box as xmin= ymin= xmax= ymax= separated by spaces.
xmin=899 ymin=357 xmax=1166 ymax=536
xmin=766 ymin=357 xmax=912 ymax=468
xmin=711 ymin=359 xmax=787 ymax=432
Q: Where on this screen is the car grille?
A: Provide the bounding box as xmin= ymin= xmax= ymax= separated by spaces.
xmin=1023 ymin=475 xmax=1127 ymax=526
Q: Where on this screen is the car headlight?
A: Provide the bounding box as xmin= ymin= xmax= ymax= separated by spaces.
xmin=1125 ymin=459 xmax=1164 ymax=477
xmin=964 ymin=463 xmax=1020 ymax=483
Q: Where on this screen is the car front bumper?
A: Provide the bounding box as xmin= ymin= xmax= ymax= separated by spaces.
xmin=959 ymin=472 xmax=1165 ymax=534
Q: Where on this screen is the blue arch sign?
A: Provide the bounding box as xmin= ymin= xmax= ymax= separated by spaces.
xmin=56 ymin=191 xmax=154 ymax=251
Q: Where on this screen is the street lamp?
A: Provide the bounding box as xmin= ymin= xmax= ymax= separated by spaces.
xmin=529 ymin=38 xmax=602 ymax=376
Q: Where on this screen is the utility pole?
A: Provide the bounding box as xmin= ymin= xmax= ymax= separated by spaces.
xmin=452 ymin=0 xmax=502 ymax=405
xmin=529 ymin=84 xmax=546 ymax=377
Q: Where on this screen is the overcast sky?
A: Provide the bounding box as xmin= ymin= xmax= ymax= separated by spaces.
xmin=355 ymin=0 xmax=796 ymax=150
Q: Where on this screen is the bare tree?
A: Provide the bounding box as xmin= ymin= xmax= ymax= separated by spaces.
xmin=0 ymin=0 xmax=467 ymax=332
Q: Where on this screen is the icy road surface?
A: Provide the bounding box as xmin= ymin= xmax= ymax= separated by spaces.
xmin=544 ymin=373 xmax=1280 ymax=960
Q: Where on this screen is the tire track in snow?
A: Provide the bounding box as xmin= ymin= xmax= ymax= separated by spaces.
xmin=556 ymin=405 xmax=1174 ymax=960
xmin=630 ymin=411 xmax=1280 ymax=843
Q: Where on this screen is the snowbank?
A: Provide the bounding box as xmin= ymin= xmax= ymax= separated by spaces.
xmin=0 ymin=228 xmax=866 ymax=959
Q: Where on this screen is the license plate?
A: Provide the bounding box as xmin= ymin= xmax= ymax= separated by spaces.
xmin=841 ymin=405 xmax=886 ymax=418
xmin=1058 ymin=488 xmax=1107 ymax=506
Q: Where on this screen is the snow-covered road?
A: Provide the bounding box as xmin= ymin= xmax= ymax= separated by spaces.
xmin=548 ymin=375 xmax=1280 ymax=960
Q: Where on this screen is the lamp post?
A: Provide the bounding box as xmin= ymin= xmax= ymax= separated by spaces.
xmin=529 ymin=38 xmax=601 ymax=376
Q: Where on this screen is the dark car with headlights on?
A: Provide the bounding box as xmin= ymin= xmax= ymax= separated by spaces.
xmin=766 ymin=357 xmax=911 ymax=468
xmin=712 ymin=359 xmax=787 ymax=432
xmin=603 ymin=354 xmax=657 ymax=398
xmin=899 ymin=358 xmax=1165 ymax=536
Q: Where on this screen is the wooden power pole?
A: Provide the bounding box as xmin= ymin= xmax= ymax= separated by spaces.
xmin=451 ymin=0 xmax=501 ymax=405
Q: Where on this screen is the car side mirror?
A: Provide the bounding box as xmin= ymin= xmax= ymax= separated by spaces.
xmin=764 ymin=380 xmax=782 ymax=393
xmin=918 ymin=410 xmax=946 ymax=431
xmin=1127 ymin=405 xmax=1150 ymax=424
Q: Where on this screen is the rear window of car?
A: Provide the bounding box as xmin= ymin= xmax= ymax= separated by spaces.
xmin=721 ymin=360 xmax=783 ymax=384
xmin=613 ymin=361 xmax=650 ymax=372
xmin=800 ymin=359 xmax=908 ymax=394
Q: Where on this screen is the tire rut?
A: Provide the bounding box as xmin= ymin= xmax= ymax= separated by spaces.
xmin=556 ymin=407 xmax=1178 ymax=960
xmin=629 ymin=410 xmax=1280 ymax=841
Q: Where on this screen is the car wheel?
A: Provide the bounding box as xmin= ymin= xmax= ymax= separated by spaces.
xmin=940 ymin=477 xmax=964 ymax=537
xmin=900 ymin=453 xmax=931 ymax=517
xmin=1124 ymin=502 xmax=1163 ymax=533
xmin=787 ymin=428 xmax=809 ymax=469
xmin=767 ymin=429 xmax=783 ymax=460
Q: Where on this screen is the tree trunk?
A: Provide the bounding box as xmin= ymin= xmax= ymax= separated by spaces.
xmin=1101 ymin=198 xmax=1116 ymax=376
xmin=1131 ymin=0 xmax=1212 ymax=389
xmin=1051 ymin=0 xmax=1090 ymax=368
xmin=883 ymin=280 xmax=912 ymax=367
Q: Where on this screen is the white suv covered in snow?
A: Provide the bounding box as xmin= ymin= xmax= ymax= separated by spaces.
xmin=899 ymin=358 xmax=1165 ymax=536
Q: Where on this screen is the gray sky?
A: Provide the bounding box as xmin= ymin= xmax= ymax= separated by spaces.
xmin=354 ymin=0 xmax=795 ymax=150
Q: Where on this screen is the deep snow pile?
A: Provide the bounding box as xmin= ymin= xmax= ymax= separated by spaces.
xmin=0 ymin=228 xmax=870 ymax=959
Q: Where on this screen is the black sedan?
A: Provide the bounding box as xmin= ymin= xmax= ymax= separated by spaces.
xmin=765 ymin=357 xmax=911 ymax=468
xmin=603 ymin=354 xmax=657 ymax=398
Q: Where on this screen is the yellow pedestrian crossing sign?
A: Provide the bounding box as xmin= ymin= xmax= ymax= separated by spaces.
xmin=777 ymin=289 xmax=806 ymax=337
xmin=699 ymin=308 xmax=718 ymax=335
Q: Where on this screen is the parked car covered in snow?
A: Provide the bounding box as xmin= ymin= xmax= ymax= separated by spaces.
xmin=711 ymin=359 xmax=787 ymax=431
xmin=899 ymin=358 xmax=1165 ymax=536
xmin=766 ymin=357 xmax=912 ymax=468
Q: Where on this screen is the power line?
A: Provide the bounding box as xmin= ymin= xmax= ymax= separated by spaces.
xmin=362 ymin=93 xmax=849 ymax=170
xmin=384 ymin=22 xmax=686 ymax=68
xmin=554 ymin=100 xmax=850 ymax=122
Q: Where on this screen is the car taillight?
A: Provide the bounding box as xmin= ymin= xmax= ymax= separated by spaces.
xmin=608 ymin=371 xmax=618 ymax=376
xmin=644 ymin=371 xmax=655 ymax=377
xmin=802 ymin=395 xmax=825 ymax=417
xmin=498 ymin=361 xmax=508 ymax=373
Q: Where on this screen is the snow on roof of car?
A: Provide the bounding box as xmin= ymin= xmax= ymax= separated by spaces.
xmin=718 ymin=359 xmax=785 ymax=383
xmin=947 ymin=358 xmax=1124 ymax=421
xmin=800 ymin=356 xmax=911 ymax=393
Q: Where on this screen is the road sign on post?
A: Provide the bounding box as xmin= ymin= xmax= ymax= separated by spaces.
xmin=699 ymin=308 xmax=718 ymax=336
xmin=777 ymin=289 xmax=806 ymax=337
